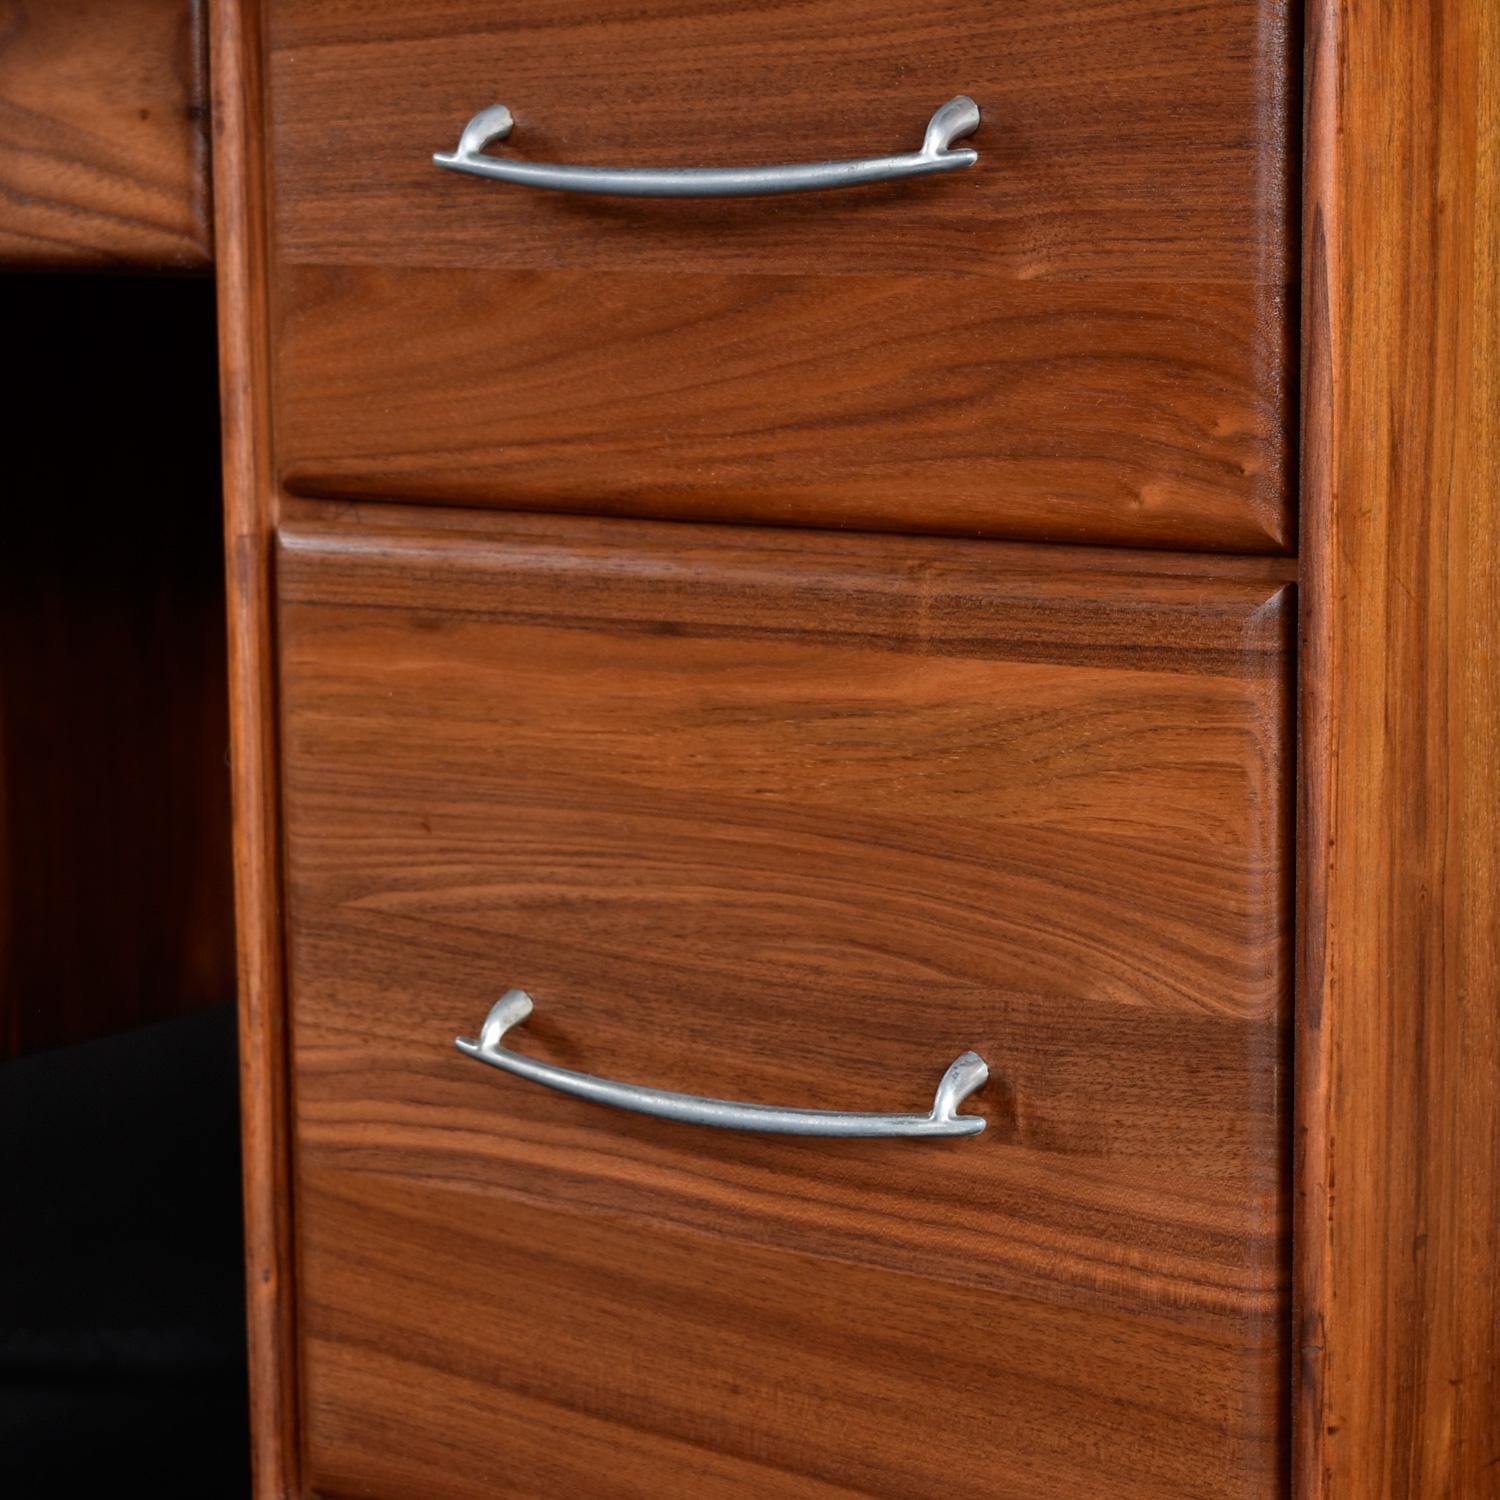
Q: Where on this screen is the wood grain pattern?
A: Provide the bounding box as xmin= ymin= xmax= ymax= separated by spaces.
xmin=0 ymin=0 xmax=211 ymax=268
xmin=1297 ymin=0 xmax=1500 ymax=1496
xmin=207 ymin=0 xmax=298 ymax=1492
xmin=277 ymin=513 xmax=1294 ymax=1500
xmin=269 ymin=0 xmax=1293 ymax=285
xmin=276 ymin=266 xmax=1291 ymax=553
xmin=301 ymin=1171 xmax=1261 ymax=1500
xmin=266 ymin=0 xmax=1296 ymax=552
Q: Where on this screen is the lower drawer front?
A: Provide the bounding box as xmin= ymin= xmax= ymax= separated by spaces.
xmin=276 ymin=513 xmax=1293 ymax=1500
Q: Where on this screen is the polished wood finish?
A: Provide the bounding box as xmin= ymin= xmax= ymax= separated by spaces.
xmin=277 ymin=268 xmax=1291 ymax=552
xmin=268 ymin=0 xmax=1293 ymax=281
xmin=1297 ymin=2 xmax=1500 ymax=1496
xmin=266 ymin=0 xmax=1296 ymax=553
xmin=277 ymin=513 xmax=1294 ymax=1500
xmin=212 ymin=0 xmax=1500 ymax=1491
xmin=208 ymin=0 xmax=299 ymax=1490
xmin=0 ymin=276 xmax=232 ymax=1059
xmin=0 ymin=0 xmax=211 ymax=268
xmin=301 ymin=1171 xmax=1255 ymax=1500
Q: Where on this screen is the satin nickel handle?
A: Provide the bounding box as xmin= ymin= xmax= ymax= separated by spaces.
xmin=433 ymin=96 xmax=980 ymax=198
xmin=455 ymin=990 xmax=987 ymax=1137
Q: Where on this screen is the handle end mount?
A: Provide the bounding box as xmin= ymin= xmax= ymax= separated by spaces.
xmin=922 ymin=95 xmax=981 ymax=158
xmin=475 ymin=988 xmax=534 ymax=1051
xmin=456 ymin=103 xmax=516 ymax=160
xmin=930 ymin=1049 xmax=989 ymax=1129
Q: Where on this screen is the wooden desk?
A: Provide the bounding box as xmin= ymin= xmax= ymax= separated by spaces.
xmin=9 ymin=3 xmax=1496 ymax=1495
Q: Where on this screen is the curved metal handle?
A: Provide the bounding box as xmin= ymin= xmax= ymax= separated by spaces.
xmin=433 ymin=96 xmax=979 ymax=198
xmin=455 ymin=990 xmax=987 ymax=1137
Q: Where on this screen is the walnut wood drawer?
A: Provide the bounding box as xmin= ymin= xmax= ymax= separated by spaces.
xmin=276 ymin=510 xmax=1294 ymax=1500
xmin=266 ymin=0 xmax=1296 ymax=553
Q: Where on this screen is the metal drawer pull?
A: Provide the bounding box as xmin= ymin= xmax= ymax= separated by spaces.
xmin=433 ymin=96 xmax=980 ymax=199
xmin=455 ymin=990 xmax=987 ymax=1137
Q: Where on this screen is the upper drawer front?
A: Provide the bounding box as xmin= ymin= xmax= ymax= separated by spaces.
xmin=277 ymin=511 xmax=1293 ymax=1500
xmin=267 ymin=0 xmax=1296 ymax=552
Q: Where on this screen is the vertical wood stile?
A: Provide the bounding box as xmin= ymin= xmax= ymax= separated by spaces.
xmin=209 ymin=0 xmax=297 ymax=1492
xmin=1298 ymin=1 xmax=1500 ymax=1495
